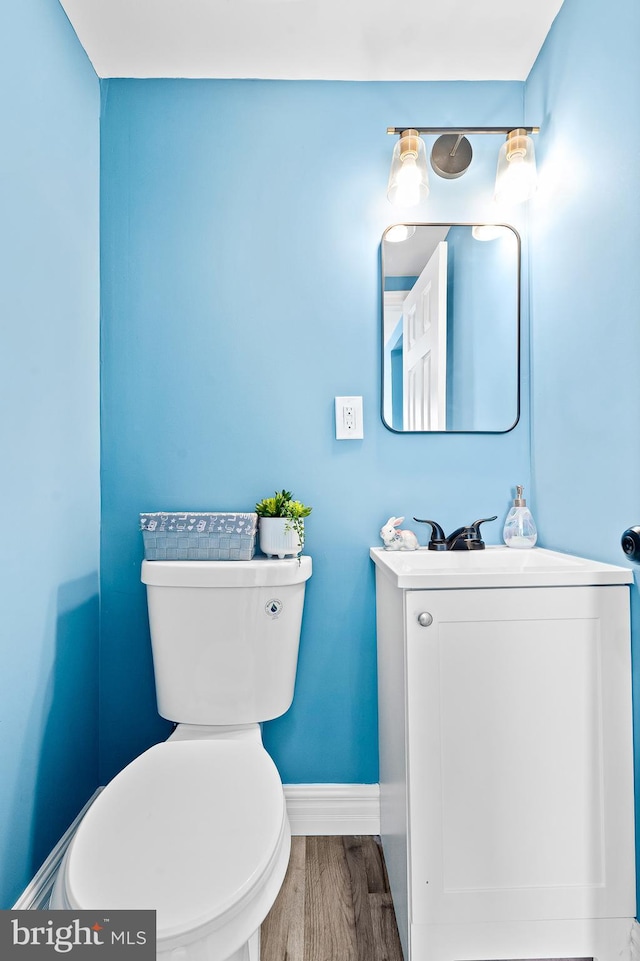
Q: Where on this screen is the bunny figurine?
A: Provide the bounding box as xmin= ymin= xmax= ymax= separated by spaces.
xmin=380 ymin=516 xmax=419 ymax=551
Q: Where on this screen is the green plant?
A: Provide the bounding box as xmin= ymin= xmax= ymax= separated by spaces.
xmin=255 ymin=489 xmax=312 ymax=549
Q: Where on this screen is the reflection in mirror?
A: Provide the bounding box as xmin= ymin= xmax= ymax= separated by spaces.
xmin=382 ymin=224 xmax=520 ymax=433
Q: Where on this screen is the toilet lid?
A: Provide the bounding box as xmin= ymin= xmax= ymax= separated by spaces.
xmin=64 ymin=740 xmax=286 ymax=940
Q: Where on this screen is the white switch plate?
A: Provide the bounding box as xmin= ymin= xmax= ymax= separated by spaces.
xmin=335 ymin=396 xmax=364 ymax=440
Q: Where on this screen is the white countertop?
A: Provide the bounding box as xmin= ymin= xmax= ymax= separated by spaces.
xmin=370 ymin=545 xmax=634 ymax=590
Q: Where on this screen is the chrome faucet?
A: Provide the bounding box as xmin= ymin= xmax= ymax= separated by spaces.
xmin=413 ymin=516 xmax=498 ymax=551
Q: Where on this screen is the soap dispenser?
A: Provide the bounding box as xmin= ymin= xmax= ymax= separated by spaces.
xmin=503 ymin=485 xmax=537 ymax=549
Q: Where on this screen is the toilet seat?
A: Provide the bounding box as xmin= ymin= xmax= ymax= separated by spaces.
xmin=54 ymin=739 xmax=289 ymax=953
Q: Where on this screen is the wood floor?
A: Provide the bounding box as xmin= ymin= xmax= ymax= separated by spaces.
xmin=261 ymin=835 xmax=404 ymax=961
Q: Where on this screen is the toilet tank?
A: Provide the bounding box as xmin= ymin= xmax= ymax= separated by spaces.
xmin=141 ymin=556 xmax=312 ymax=725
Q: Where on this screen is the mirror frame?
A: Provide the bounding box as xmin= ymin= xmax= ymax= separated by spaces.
xmin=380 ymin=222 xmax=521 ymax=435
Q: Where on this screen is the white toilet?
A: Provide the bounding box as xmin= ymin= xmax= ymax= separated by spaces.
xmin=51 ymin=555 xmax=312 ymax=961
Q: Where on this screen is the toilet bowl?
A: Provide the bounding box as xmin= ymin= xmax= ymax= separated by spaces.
xmin=51 ymin=728 xmax=290 ymax=961
xmin=51 ymin=555 xmax=312 ymax=961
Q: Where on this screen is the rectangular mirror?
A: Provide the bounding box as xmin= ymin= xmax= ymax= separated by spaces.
xmin=381 ymin=223 xmax=520 ymax=433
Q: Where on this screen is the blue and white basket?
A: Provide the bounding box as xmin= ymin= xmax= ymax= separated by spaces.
xmin=140 ymin=512 xmax=258 ymax=561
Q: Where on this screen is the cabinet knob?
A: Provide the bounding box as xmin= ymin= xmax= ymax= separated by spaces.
xmin=417 ymin=612 xmax=433 ymax=627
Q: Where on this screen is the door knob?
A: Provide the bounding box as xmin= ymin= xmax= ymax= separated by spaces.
xmin=621 ymin=527 xmax=640 ymax=563
xmin=417 ymin=612 xmax=433 ymax=627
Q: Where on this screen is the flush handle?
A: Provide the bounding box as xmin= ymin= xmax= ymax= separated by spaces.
xmin=417 ymin=612 xmax=433 ymax=627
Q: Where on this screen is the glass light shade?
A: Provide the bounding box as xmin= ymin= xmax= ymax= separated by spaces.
xmin=494 ymin=129 xmax=537 ymax=206
xmin=387 ymin=130 xmax=429 ymax=207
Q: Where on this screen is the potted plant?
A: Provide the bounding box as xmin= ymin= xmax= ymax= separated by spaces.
xmin=255 ymin=489 xmax=312 ymax=558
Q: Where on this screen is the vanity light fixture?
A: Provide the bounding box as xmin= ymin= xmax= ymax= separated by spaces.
xmin=386 ymin=126 xmax=539 ymax=208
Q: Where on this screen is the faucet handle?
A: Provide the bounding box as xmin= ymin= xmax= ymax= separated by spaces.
xmin=470 ymin=516 xmax=498 ymax=535
xmin=413 ymin=518 xmax=448 ymax=551
xmin=466 ymin=516 xmax=498 ymax=548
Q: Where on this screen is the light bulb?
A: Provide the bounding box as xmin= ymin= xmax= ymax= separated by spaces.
xmin=395 ymin=157 xmax=423 ymax=207
xmin=385 ymin=224 xmax=417 ymax=243
xmin=494 ymin=129 xmax=537 ymax=206
xmin=472 ymin=224 xmax=504 ymax=242
xmin=387 ymin=130 xmax=429 ymax=207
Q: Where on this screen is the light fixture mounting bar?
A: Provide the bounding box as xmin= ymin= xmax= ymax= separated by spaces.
xmin=386 ymin=126 xmax=540 ymax=136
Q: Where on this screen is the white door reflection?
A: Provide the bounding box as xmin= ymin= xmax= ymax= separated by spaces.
xmin=382 ymin=224 xmax=520 ymax=433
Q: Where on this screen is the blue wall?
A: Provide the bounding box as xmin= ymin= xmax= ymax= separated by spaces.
xmin=527 ymin=0 xmax=640 ymax=898
xmin=0 ymin=1 xmax=100 ymax=907
xmin=99 ymin=79 xmax=530 ymax=785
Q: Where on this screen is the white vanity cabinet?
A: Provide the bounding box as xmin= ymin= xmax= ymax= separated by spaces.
xmin=371 ymin=547 xmax=636 ymax=961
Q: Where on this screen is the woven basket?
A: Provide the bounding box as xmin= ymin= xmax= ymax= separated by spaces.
xmin=140 ymin=512 xmax=257 ymax=561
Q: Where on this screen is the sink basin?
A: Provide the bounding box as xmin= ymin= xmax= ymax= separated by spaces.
xmin=370 ymin=545 xmax=633 ymax=589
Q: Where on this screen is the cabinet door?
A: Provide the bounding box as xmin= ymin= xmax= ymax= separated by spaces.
xmin=405 ymin=586 xmax=635 ymax=926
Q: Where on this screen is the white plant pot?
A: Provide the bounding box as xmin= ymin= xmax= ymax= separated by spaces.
xmin=259 ymin=517 xmax=303 ymax=558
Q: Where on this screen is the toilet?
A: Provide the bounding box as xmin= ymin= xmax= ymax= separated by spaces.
xmin=51 ymin=554 xmax=312 ymax=961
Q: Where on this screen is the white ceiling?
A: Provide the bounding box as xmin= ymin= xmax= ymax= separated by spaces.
xmin=58 ymin=0 xmax=564 ymax=81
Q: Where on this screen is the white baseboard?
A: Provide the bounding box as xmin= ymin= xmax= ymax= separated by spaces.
xmin=284 ymin=783 xmax=380 ymax=836
xmin=12 ymin=789 xmax=103 ymax=910
xmin=631 ymin=920 xmax=640 ymax=961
